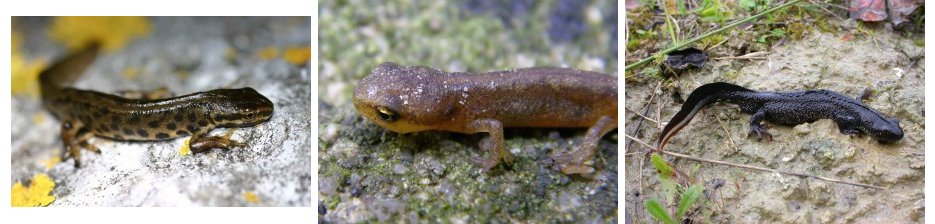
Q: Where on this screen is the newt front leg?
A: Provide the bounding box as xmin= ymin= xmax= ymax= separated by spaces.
xmin=466 ymin=118 xmax=513 ymax=172
xmin=189 ymin=128 xmax=245 ymax=153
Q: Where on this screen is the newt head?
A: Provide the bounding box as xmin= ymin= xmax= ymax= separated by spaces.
xmin=865 ymin=115 xmax=903 ymax=143
xmin=205 ymin=88 xmax=274 ymax=127
xmin=353 ymin=62 xmax=454 ymax=133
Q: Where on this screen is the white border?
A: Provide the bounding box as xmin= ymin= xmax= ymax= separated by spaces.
xmin=3 ymin=0 xmax=316 ymax=223
xmin=923 ymin=0 xmax=932 ymax=221
xmin=311 ymin=0 xmax=320 ymax=223
xmin=618 ymin=0 xmax=626 ymax=223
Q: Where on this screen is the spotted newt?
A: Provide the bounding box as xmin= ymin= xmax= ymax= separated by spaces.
xmin=39 ymin=43 xmax=274 ymax=167
xmin=657 ymin=82 xmax=903 ymax=150
xmin=353 ymin=62 xmax=617 ymax=174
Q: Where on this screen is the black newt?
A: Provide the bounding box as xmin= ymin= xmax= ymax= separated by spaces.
xmin=656 ymin=82 xmax=903 ymax=150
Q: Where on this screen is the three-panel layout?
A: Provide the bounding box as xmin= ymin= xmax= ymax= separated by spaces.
xmin=9 ymin=1 xmax=926 ymax=223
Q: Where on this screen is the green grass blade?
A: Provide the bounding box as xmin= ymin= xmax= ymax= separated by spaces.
xmin=645 ymin=199 xmax=677 ymax=224
xmin=650 ymin=153 xmax=675 ymax=179
xmin=677 ymin=184 xmax=704 ymax=220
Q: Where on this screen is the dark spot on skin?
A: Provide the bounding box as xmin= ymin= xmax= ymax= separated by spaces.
xmin=128 ymin=115 xmax=142 ymax=124
xmin=187 ymin=125 xmax=199 ymax=133
xmin=156 ymin=133 xmax=170 ymax=139
xmin=214 ymin=114 xmax=223 ymax=121
xmin=166 ymin=123 xmax=177 ymax=130
xmin=93 ymin=111 xmax=104 ymax=118
xmin=110 ymin=123 xmax=119 ymax=131
xmin=188 ymin=113 xmax=198 ymax=122
xmin=198 ymin=120 xmax=209 ymax=127
xmin=148 ymin=121 xmax=160 ymax=128
xmin=113 ymin=134 xmax=124 ymax=140
xmin=111 ymin=116 xmax=121 ymax=126
xmin=174 ymin=113 xmax=184 ymax=122
xmin=176 ymin=130 xmax=190 ymax=136
xmin=137 ymin=129 xmax=149 ymax=137
xmin=98 ymin=124 xmax=110 ymax=132
xmin=75 ymin=127 xmax=90 ymax=136
xmin=123 ymin=128 xmax=134 ymax=136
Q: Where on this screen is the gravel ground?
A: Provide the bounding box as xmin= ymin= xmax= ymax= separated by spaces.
xmin=625 ymin=20 xmax=924 ymax=223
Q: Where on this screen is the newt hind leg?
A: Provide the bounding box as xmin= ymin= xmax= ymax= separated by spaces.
xmin=551 ymin=116 xmax=616 ymax=175
xmin=748 ymin=110 xmax=773 ymax=141
xmin=60 ymin=120 xmax=98 ymax=168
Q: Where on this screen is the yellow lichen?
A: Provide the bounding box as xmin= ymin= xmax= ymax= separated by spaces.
xmin=41 ymin=156 xmax=61 ymax=171
xmin=122 ymin=67 xmax=140 ymax=80
xmin=225 ymin=47 xmax=237 ymax=61
xmin=11 ymin=173 xmax=56 ymax=207
xmin=32 ymin=114 xmax=45 ymax=125
xmin=243 ymin=191 xmax=260 ymax=204
xmin=179 ymin=137 xmax=192 ymax=156
xmin=11 ymin=31 xmax=48 ymax=97
xmin=257 ymin=47 xmax=280 ymax=60
xmin=282 ymin=46 xmax=311 ymax=65
xmin=47 ymin=16 xmax=151 ymax=52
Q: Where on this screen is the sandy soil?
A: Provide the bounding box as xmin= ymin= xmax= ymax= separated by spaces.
xmin=625 ymin=21 xmax=924 ymax=223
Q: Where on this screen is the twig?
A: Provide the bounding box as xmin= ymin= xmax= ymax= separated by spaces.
xmin=713 ymin=51 xmax=770 ymax=60
xmin=624 ymin=81 xmax=662 ymax=203
xmin=807 ymin=0 xmax=846 ymax=20
xmin=655 ymin=83 xmax=665 ymax=130
xmin=625 ymin=0 xmax=803 ymax=71
xmin=712 ymin=56 xmax=768 ymax=60
xmin=706 ymin=38 xmax=730 ymax=52
xmin=711 ymin=111 xmax=740 ymax=152
xmin=810 ymin=0 xmax=848 ymax=10
xmin=625 ymin=106 xmax=659 ymax=124
xmin=623 ymin=134 xmax=887 ymax=190
xmin=625 ymin=81 xmax=662 ymax=153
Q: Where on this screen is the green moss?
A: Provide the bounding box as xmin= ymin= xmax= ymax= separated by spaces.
xmin=698 ymin=34 xmax=725 ymax=50
xmin=723 ymin=69 xmax=743 ymax=80
xmin=326 ymin=195 xmax=340 ymax=210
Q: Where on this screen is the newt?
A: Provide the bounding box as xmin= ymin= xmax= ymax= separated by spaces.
xmin=39 ymin=43 xmax=274 ymax=167
xmin=656 ymin=82 xmax=903 ymax=150
xmin=353 ymin=62 xmax=617 ymax=174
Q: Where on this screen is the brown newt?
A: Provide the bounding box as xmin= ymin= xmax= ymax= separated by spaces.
xmin=353 ymin=62 xmax=617 ymax=174
xmin=39 ymin=43 xmax=275 ymax=167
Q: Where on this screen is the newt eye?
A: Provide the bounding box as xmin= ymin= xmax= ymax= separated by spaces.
xmin=246 ymin=112 xmax=256 ymax=119
xmin=376 ymin=106 xmax=399 ymax=122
